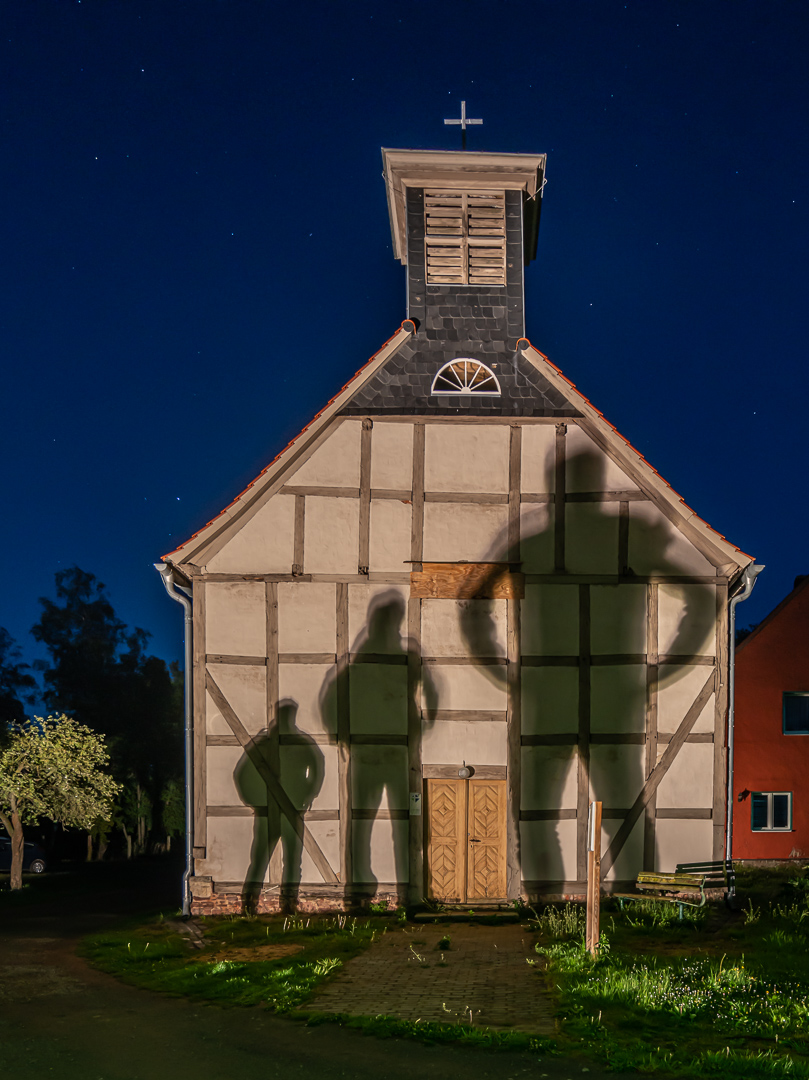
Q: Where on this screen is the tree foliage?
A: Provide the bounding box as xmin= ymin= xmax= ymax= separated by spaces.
xmin=0 ymin=714 xmax=120 ymax=888
xmin=30 ymin=567 xmax=183 ymax=855
xmin=0 ymin=628 xmax=37 ymax=738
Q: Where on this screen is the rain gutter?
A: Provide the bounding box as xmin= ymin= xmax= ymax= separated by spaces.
xmin=155 ymin=563 xmax=194 ymax=917
xmin=726 ymin=561 xmax=765 ymax=899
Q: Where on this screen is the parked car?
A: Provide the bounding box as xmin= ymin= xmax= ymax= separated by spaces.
xmin=0 ymin=836 xmax=47 ymax=874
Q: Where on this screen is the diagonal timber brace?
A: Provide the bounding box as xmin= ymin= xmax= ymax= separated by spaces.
xmin=205 ymin=671 xmax=339 ymax=884
xmin=601 ymin=669 xmax=716 ymax=875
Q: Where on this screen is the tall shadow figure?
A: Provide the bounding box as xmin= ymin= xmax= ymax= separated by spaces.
xmin=462 ymin=446 xmax=715 ymax=884
xmin=233 ymin=698 xmax=324 ymax=913
xmin=320 ymin=591 xmax=438 ymax=896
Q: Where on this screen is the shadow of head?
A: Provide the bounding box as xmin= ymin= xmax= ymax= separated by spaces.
xmin=361 ymin=590 xmax=406 ymax=652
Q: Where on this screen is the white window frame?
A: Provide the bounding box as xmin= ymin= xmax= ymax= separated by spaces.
xmin=430 ymin=358 xmax=501 ymax=397
xmin=751 ymin=791 xmax=793 ymax=832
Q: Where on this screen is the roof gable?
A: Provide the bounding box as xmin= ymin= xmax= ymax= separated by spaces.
xmin=163 ymin=328 xmax=752 ymax=576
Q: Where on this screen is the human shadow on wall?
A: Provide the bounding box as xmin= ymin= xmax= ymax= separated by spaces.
xmin=462 ymin=447 xmax=715 ymax=885
xmin=233 ymin=698 xmax=324 ymax=914
xmin=320 ymin=592 xmax=438 ymax=899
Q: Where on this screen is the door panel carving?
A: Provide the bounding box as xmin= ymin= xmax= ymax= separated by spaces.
xmin=425 ymin=777 xmax=506 ymax=902
xmin=467 ymin=780 xmax=507 ymax=900
xmin=425 ymin=779 xmax=466 ymax=901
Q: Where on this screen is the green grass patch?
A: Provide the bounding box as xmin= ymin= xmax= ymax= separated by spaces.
xmin=300 ymin=1010 xmax=558 ymax=1054
xmin=531 ymin=865 xmax=809 ymax=1078
xmin=80 ymin=911 xmax=377 ymax=1013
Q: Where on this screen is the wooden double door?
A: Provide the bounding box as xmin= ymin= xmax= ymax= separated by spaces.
xmin=424 ymin=778 xmax=507 ymax=902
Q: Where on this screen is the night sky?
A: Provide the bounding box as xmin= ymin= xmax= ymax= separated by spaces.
xmin=3 ymin=1 xmax=808 ymax=683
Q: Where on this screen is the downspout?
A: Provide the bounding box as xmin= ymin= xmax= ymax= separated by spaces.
xmin=725 ymin=561 xmax=764 ymax=899
xmin=155 ymin=563 xmax=194 ymax=917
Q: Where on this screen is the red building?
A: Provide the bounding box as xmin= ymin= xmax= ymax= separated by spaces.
xmin=733 ymin=576 xmax=809 ymax=860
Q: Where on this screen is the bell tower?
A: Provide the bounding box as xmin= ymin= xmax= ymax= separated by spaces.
xmin=343 ymin=147 xmax=567 ymax=417
xmin=382 ymin=149 xmax=546 ymax=349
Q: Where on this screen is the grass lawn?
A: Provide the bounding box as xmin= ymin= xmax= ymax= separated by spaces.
xmin=80 ymin=911 xmax=382 ymax=1013
xmin=74 ymin=864 xmax=809 ymax=1076
xmin=535 ymin=865 xmax=809 ymax=1078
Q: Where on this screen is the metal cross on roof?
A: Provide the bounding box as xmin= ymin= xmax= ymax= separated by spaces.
xmin=444 ymin=100 xmax=482 ymax=150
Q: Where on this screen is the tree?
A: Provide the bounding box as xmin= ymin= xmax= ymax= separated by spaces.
xmin=160 ymin=777 xmax=185 ymax=852
xmin=0 ymin=715 xmax=120 ymax=889
xmin=31 ymin=568 xmax=183 ymax=852
xmin=0 ymin=628 xmax=37 ymax=741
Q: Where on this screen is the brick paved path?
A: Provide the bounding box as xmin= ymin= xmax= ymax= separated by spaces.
xmin=301 ymin=921 xmax=556 ymax=1034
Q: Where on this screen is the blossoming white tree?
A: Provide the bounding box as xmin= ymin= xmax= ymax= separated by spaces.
xmin=0 ymin=715 xmax=120 ymax=890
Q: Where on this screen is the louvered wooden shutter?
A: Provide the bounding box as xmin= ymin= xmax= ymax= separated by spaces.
xmin=424 ymin=190 xmax=506 ymax=286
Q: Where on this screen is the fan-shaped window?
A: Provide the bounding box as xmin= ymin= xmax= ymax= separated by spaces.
xmin=430 ymin=359 xmax=501 ymax=396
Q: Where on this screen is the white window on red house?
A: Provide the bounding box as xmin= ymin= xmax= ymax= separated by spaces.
xmin=751 ymin=791 xmax=792 ymax=831
xmin=783 ymin=692 xmax=809 ymax=734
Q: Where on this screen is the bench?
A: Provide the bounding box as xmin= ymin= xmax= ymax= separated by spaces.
xmin=614 ymin=860 xmax=734 ymax=920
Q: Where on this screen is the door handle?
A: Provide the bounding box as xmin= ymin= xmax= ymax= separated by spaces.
xmin=469 ymin=838 xmax=481 ymax=843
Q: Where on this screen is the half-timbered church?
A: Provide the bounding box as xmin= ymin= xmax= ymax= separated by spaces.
xmin=159 ymin=143 xmax=754 ymax=914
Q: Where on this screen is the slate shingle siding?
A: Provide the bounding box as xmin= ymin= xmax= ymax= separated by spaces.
xmin=342 ymin=187 xmax=579 ymax=418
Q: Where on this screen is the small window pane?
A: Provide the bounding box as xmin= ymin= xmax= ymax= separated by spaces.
xmin=751 ymin=793 xmax=769 ymax=831
xmin=773 ymin=794 xmax=790 ymax=829
xmin=783 ymin=694 xmax=809 ymax=734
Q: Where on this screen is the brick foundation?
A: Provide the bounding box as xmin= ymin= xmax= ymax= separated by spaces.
xmin=190 ymin=886 xmax=403 ymax=917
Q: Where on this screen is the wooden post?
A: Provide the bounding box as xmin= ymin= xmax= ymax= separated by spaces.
xmin=586 ymin=800 xmax=602 ymax=957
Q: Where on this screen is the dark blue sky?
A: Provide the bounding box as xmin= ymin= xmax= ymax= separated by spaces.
xmin=2 ymin=1 xmax=807 ymax=677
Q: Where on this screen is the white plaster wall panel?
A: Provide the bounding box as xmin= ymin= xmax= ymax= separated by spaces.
xmin=600 ymin=816 xmax=644 ymax=882
xmin=205 ymin=817 xmax=253 ymax=882
xmin=370 ymin=422 xmax=414 ymax=490
xmin=422 ymin=502 xmax=509 ymax=562
xmin=205 ymin=581 xmax=265 ymax=657
xmin=657 ymin=665 xmax=715 ymax=735
xmin=519 ymin=505 xmax=555 ymax=573
xmin=429 ymin=664 xmax=508 ymax=712
xmin=278 ymin=744 xmax=339 ymax=812
xmin=369 ymin=500 xmax=411 ymax=573
xmin=421 ymin=599 xmax=507 ymax=658
xmin=206 ymin=495 xmax=295 ymax=574
xmin=422 ymin=719 xmax=507 ymax=766
xmin=206 ymin=663 xmax=266 ymax=736
xmin=278 ymin=663 xmax=337 ymax=735
xmin=591 ymin=667 xmax=647 ymax=733
xmin=520 ymin=819 xmax=577 ymax=883
xmin=628 ymin=502 xmax=715 ymax=576
xmin=565 ymin=425 xmax=639 ymax=492
xmin=206 ymin=746 xmax=245 ymax=806
xmin=655 ymin=818 xmax=713 ymax=872
xmin=521 ymin=668 xmax=578 ymax=734
xmin=206 ymin=689 xmax=232 ymax=736
xmin=304 ymin=497 xmax=360 ymax=575
xmin=521 ymin=746 xmax=578 ymax=810
xmin=590 ymin=585 xmax=647 ymax=656
xmin=658 ymin=583 xmax=716 ymax=657
xmin=656 ymin=743 xmax=714 ymax=808
xmin=352 ymin=819 xmax=409 ymax=883
xmin=350 ymin=745 xmax=408 ymax=809
xmin=424 ymin=423 xmax=509 ymax=493
xmin=291 ymin=419 xmax=362 ymax=487
xmin=292 ymin=818 xmax=341 ymax=884
xmin=348 ymin=584 xmax=409 ymax=652
xmin=565 ymin=502 xmax=620 ymax=575
xmin=590 ymin=745 xmax=645 ymax=808
xmin=277 ymin=582 xmax=336 ymax=653
xmin=521 ymin=584 xmax=578 ymax=655
xmin=520 ymin=424 xmax=557 ymax=493
xmin=349 ymin=665 xmax=408 ymax=734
